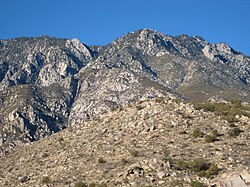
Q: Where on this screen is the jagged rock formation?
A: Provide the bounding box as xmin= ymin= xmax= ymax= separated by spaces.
xmin=87 ymin=29 xmax=250 ymax=102
xmin=0 ymin=36 xmax=94 ymax=153
xmin=1 ymin=29 xmax=250 ymax=155
xmin=0 ymin=99 xmax=249 ymax=186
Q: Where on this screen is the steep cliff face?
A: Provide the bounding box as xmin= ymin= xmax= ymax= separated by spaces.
xmin=1 ymin=29 xmax=250 ymax=154
xmin=0 ymin=36 xmax=94 ymax=153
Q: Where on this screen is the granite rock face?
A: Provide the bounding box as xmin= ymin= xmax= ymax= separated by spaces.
xmin=1 ymin=29 xmax=250 ymax=154
xmin=0 ymin=36 xmax=93 ymax=153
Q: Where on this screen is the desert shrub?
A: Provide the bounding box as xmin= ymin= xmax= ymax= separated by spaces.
xmin=228 ymin=127 xmax=242 ymax=137
xmin=229 ymin=123 xmax=236 ymax=127
xmin=223 ymin=115 xmax=238 ymax=123
xmin=192 ymin=129 xmax=202 ymax=138
xmin=58 ymin=137 xmax=64 ymax=142
xmin=189 ymin=158 xmax=210 ymax=172
xmin=89 ymin=183 xmax=96 ymax=187
xmin=74 ymin=181 xmax=88 ymax=187
xmin=211 ymin=129 xmax=219 ymax=137
xmin=97 ymin=157 xmax=106 ymax=164
xmin=136 ymin=105 xmax=144 ymax=110
xmin=173 ymin=158 xmax=219 ymax=178
xmin=129 ymin=149 xmax=139 ymax=157
xmin=197 ymin=170 xmax=206 ymax=177
xmin=205 ymin=163 xmax=220 ymax=178
xmin=41 ymin=176 xmax=50 ymax=184
xmin=190 ymin=180 xmax=206 ymax=187
xmin=172 ymin=99 xmax=183 ymax=103
xmin=155 ymin=97 xmax=164 ymax=103
xmin=204 ymin=135 xmax=217 ymax=143
xmin=193 ymin=101 xmax=250 ymax=122
xmin=121 ymin=158 xmax=129 ymax=165
xmin=179 ymin=130 xmax=187 ymax=134
xmin=169 ymin=180 xmax=184 ymax=187
xmin=174 ymin=159 xmax=189 ymax=170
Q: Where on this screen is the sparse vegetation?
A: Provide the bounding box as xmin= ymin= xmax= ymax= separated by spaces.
xmin=205 ymin=163 xmax=220 ymax=178
xmin=89 ymin=183 xmax=96 ymax=187
xmin=136 ymin=105 xmax=144 ymax=110
xmin=204 ymin=135 xmax=217 ymax=143
xmin=192 ymin=128 xmax=202 ymax=138
xmin=121 ymin=158 xmax=129 ymax=165
xmin=97 ymin=157 xmax=106 ymax=164
xmin=190 ymin=180 xmax=207 ymax=187
xmin=211 ymin=129 xmax=219 ymax=137
xmin=74 ymin=181 xmax=88 ymax=187
xmin=193 ymin=101 xmax=250 ymax=123
xmin=173 ymin=158 xmax=219 ymax=178
xmin=58 ymin=137 xmax=64 ymax=142
xmin=41 ymin=176 xmax=50 ymax=184
xmin=169 ymin=179 xmax=184 ymax=187
xmin=228 ymin=127 xmax=242 ymax=137
xmin=155 ymin=97 xmax=164 ymax=103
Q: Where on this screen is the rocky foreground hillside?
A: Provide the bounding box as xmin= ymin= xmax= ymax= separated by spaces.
xmin=0 ymin=98 xmax=249 ymax=187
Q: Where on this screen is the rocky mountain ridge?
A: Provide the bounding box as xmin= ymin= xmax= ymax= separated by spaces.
xmin=1 ymin=28 xmax=250 ymax=156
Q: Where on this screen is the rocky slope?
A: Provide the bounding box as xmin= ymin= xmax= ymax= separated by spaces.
xmin=87 ymin=29 xmax=250 ymax=101
xmin=1 ymin=28 xmax=250 ymax=156
xmin=0 ymin=98 xmax=249 ymax=187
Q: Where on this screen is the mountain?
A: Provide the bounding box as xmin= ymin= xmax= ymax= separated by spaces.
xmin=0 ymin=36 xmax=95 ymax=153
xmin=87 ymin=29 xmax=250 ymax=101
xmin=1 ymin=29 xmax=250 ymax=155
xmin=0 ymin=99 xmax=249 ymax=186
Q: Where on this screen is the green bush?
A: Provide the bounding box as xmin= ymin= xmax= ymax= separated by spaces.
xmin=192 ymin=129 xmax=202 ymax=138
xmin=175 ymin=159 xmax=189 ymax=170
xmin=169 ymin=180 xmax=184 ymax=187
xmin=41 ymin=176 xmax=50 ymax=184
xmin=205 ymin=163 xmax=220 ymax=178
xmin=190 ymin=180 xmax=206 ymax=187
xmin=204 ymin=135 xmax=217 ymax=143
xmin=89 ymin=183 xmax=96 ymax=187
xmin=193 ymin=101 xmax=250 ymax=122
xmin=155 ymin=97 xmax=164 ymax=103
xmin=173 ymin=158 xmax=219 ymax=178
xmin=136 ymin=105 xmax=144 ymax=110
xmin=189 ymin=158 xmax=210 ymax=172
xmin=58 ymin=137 xmax=64 ymax=142
xmin=98 ymin=157 xmax=106 ymax=164
xmin=211 ymin=129 xmax=219 ymax=136
xmin=74 ymin=181 xmax=88 ymax=187
xmin=197 ymin=170 xmax=206 ymax=177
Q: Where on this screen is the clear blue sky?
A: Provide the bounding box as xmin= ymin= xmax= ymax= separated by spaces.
xmin=1 ymin=0 xmax=250 ymax=55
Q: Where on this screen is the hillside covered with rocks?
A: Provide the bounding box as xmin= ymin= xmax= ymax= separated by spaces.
xmin=0 ymin=98 xmax=249 ymax=187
